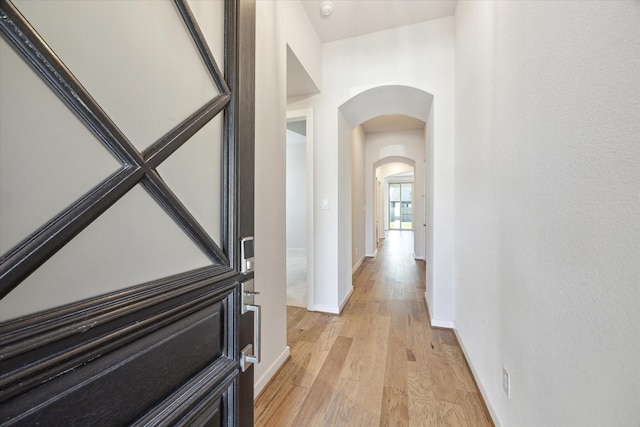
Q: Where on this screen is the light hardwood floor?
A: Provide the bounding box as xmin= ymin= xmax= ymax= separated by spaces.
xmin=255 ymin=231 xmax=493 ymax=427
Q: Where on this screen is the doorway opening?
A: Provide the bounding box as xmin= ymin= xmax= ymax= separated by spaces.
xmin=377 ymin=165 xmax=415 ymax=243
xmin=285 ymin=109 xmax=314 ymax=309
xmin=389 ymin=182 xmax=413 ymax=230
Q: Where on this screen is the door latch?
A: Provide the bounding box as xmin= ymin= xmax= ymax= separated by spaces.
xmin=240 ymin=236 xmax=254 ymax=274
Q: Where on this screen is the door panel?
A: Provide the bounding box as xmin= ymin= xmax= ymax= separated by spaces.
xmin=0 ymin=0 xmax=255 ymax=424
xmin=0 ymin=184 xmax=212 ymax=322
xmin=13 ymin=0 xmax=222 ymax=150
xmin=0 ymin=38 xmax=120 ymax=254
xmin=1 ymin=285 xmax=236 ymax=425
xmin=187 ymin=0 xmax=226 ymax=70
xmin=157 ymin=114 xmax=224 ymax=243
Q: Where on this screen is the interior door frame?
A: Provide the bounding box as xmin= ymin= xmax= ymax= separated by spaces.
xmin=0 ymin=0 xmax=255 ymax=424
xmin=388 ymin=181 xmax=413 ymax=231
xmin=285 ymin=108 xmax=314 ymax=311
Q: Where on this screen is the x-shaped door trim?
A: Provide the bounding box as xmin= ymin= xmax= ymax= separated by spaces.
xmin=0 ymin=0 xmax=234 ymax=299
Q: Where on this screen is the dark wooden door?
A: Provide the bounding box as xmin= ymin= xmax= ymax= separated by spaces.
xmin=0 ymin=0 xmax=255 ymax=425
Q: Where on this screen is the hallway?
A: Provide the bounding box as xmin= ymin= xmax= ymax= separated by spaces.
xmin=254 ymin=231 xmax=493 ymax=426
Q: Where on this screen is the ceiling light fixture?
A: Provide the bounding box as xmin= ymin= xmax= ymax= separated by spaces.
xmin=320 ymin=1 xmax=334 ymax=17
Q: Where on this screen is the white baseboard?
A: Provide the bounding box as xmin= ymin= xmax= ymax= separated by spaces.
xmin=431 ymin=318 xmax=455 ymax=329
xmin=453 ymin=330 xmax=501 ymax=427
xmin=423 ymin=292 xmax=455 ymax=329
xmin=421 ymin=291 xmax=499 ymax=426
xmin=310 ymin=304 xmax=340 ymax=314
xmin=339 ymin=286 xmax=354 ymax=313
xmin=352 ymin=256 xmax=365 ymax=274
xmin=311 ymin=286 xmax=354 ymax=315
xmin=254 ymin=346 xmax=290 ymax=397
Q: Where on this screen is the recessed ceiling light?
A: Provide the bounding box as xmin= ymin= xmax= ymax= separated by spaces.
xmin=320 ymin=1 xmax=334 ymax=17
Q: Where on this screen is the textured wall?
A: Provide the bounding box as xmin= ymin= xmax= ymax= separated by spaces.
xmin=455 ymin=1 xmax=640 ymax=425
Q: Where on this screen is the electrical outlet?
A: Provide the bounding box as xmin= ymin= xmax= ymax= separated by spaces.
xmin=502 ymin=367 xmax=511 ymax=399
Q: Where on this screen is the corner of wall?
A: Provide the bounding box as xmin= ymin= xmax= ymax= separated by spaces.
xmin=282 ymin=0 xmax=322 ymax=91
xmin=310 ymin=304 xmax=340 ymax=315
xmin=339 ymin=285 xmax=354 ymax=313
xmin=352 ymin=255 xmax=365 ymax=274
xmin=453 ymin=329 xmax=502 ymax=427
xmin=423 ymin=292 xmax=454 ymax=329
xmin=254 ymin=345 xmax=290 ymax=398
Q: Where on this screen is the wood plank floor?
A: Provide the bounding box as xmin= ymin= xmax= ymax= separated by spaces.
xmin=255 ymin=231 xmax=493 ymax=427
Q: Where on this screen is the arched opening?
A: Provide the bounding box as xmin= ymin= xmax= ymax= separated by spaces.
xmin=337 ymin=85 xmax=433 ymax=309
xmin=373 ymin=157 xmax=418 ymax=254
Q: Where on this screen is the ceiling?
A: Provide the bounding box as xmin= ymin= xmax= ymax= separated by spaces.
xmin=361 ymin=114 xmax=424 ymax=133
xmin=301 ymin=0 xmax=458 ymax=43
xmin=288 ymin=1 xmax=451 ymax=132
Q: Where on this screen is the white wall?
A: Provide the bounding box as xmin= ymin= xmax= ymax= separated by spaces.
xmin=286 ymin=130 xmax=307 ymax=249
xmin=306 ymin=101 xmax=341 ymax=312
xmin=365 ymin=129 xmax=425 ymax=258
xmin=424 ymin=107 xmax=435 ymax=317
xmin=253 ymin=0 xmax=289 ymax=395
xmin=454 ymin=1 xmax=640 ymax=425
xmin=337 ymin=111 xmax=353 ymax=309
xmin=254 ymin=0 xmax=324 ymax=394
xmin=351 ymin=125 xmax=366 ymax=270
xmin=289 ymin=17 xmax=455 ymax=317
xmin=431 ymin=97 xmax=456 ymax=325
xmin=280 ymin=0 xmax=322 ymax=92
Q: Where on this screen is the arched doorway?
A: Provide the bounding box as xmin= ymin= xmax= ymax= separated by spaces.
xmin=338 ymin=86 xmax=433 ymax=297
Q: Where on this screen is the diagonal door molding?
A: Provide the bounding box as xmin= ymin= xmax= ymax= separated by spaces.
xmin=0 ymin=0 xmax=232 ymax=299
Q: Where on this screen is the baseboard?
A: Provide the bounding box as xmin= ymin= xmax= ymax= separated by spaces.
xmin=423 ymin=291 xmax=430 ymax=316
xmin=339 ymin=286 xmax=353 ymax=313
xmin=453 ymin=330 xmax=501 ymax=427
xmin=431 ymin=318 xmax=455 ymax=329
xmin=310 ymin=286 xmax=354 ymax=315
xmin=421 ymin=291 xmax=499 ymax=425
xmin=352 ymin=256 xmax=365 ymax=274
xmin=423 ymin=292 xmax=455 ymax=329
xmin=310 ymin=304 xmax=340 ymax=314
xmin=254 ymin=345 xmax=290 ymax=397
